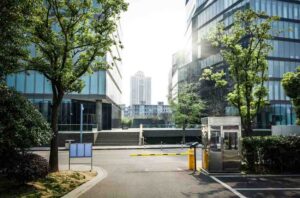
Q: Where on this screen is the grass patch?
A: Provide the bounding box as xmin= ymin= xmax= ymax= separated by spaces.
xmin=0 ymin=171 xmax=96 ymax=198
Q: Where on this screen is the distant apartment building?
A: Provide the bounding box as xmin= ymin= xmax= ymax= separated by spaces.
xmin=122 ymin=102 xmax=171 ymax=119
xmin=170 ymin=0 xmax=300 ymax=129
xmin=130 ymin=71 xmax=151 ymax=105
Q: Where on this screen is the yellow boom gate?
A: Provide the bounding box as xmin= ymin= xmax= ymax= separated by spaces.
xmin=130 ymin=148 xmax=198 ymax=171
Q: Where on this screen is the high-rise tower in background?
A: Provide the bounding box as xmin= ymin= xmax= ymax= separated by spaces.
xmin=130 ymin=71 xmax=151 ymax=105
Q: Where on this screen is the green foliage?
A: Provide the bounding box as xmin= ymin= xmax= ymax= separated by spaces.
xmin=7 ymin=153 xmax=49 ymax=182
xmin=121 ymin=118 xmax=132 ymax=128
xmin=242 ymin=136 xmax=300 ymax=173
xmin=170 ymin=83 xmax=204 ymax=129
xmin=282 ymin=67 xmax=300 ymax=125
xmin=0 ymin=0 xmax=41 ymax=78
xmin=208 ymin=9 xmax=278 ymax=135
xmin=26 ymin=0 xmax=128 ymax=171
xmin=200 ymin=68 xmax=227 ymax=88
xmin=28 ymin=0 xmax=128 ymax=94
xmin=199 ymin=68 xmax=228 ymax=116
xmin=0 ymin=83 xmax=51 ymax=152
xmin=0 ymin=83 xmax=51 ymax=169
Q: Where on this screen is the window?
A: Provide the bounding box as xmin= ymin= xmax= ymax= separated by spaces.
xmin=35 ymin=72 xmax=44 ymax=93
xmin=44 ymin=78 xmax=52 ymax=94
xmin=6 ymin=75 xmax=15 ymax=87
xmin=16 ymin=72 xmax=25 ymax=92
xmin=25 ymin=71 xmax=35 ymax=93
xmin=80 ymin=75 xmax=90 ymax=94
xmin=90 ymin=72 xmax=98 ymax=94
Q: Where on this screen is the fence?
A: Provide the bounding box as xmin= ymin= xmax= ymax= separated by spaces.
xmin=58 ymin=124 xmax=97 ymax=131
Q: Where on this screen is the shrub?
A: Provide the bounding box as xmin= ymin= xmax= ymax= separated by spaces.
xmin=0 ymin=83 xmax=52 ymax=169
xmin=241 ymin=136 xmax=300 ymax=173
xmin=121 ymin=118 xmax=132 ymax=128
xmin=7 ymin=153 xmax=49 ymax=182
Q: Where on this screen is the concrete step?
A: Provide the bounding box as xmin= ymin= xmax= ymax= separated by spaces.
xmin=95 ymin=132 xmax=140 ymax=146
xmin=94 ymin=141 xmax=139 ymax=146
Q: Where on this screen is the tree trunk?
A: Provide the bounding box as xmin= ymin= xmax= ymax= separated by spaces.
xmin=49 ymin=102 xmax=59 ymax=172
xmin=244 ymin=119 xmax=253 ymax=137
xmin=182 ymin=125 xmax=186 ymax=144
xmin=49 ymin=92 xmax=63 ymax=172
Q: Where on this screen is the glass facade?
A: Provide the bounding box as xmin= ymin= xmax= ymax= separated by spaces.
xmin=181 ymin=0 xmax=300 ymax=128
xmin=5 ymin=1 xmax=123 ymax=130
xmin=6 ymin=68 xmax=121 ymax=130
xmin=6 ymin=70 xmax=106 ymax=95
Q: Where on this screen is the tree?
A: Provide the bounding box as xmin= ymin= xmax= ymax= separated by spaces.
xmin=0 ymin=0 xmax=40 ymax=79
xmin=28 ymin=0 xmax=128 ymax=172
xmin=170 ymin=83 xmax=204 ymax=143
xmin=0 ymin=83 xmax=51 ymax=169
xmin=208 ymin=9 xmax=277 ymax=136
xmin=121 ymin=118 xmax=132 ymax=129
xmin=199 ymin=68 xmax=228 ymax=116
xmin=282 ymin=67 xmax=300 ymax=125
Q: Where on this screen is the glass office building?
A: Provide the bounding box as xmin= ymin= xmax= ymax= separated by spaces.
xmin=6 ymin=66 xmax=122 ymax=130
xmin=176 ymin=0 xmax=300 ymax=128
xmin=5 ymin=6 xmax=123 ymax=130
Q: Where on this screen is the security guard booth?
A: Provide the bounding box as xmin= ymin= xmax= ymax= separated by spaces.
xmin=201 ymin=117 xmax=241 ymax=173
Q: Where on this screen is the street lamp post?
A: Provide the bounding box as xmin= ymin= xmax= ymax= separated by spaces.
xmin=80 ymin=104 xmax=84 ymax=143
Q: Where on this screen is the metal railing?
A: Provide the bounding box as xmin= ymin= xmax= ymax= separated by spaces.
xmin=58 ymin=124 xmax=97 ymax=131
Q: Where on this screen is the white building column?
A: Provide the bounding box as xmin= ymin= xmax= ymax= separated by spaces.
xmin=96 ymin=100 xmax=102 ymax=131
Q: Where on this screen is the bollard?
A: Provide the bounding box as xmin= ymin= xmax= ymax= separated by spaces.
xmin=202 ymin=149 xmax=209 ymax=170
xmin=188 ymin=148 xmax=195 ymax=170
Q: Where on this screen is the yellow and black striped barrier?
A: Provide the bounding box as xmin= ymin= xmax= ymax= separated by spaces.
xmin=130 ymin=149 xmax=197 ymax=171
xmin=130 ymin=152 xmax=188 ymax=157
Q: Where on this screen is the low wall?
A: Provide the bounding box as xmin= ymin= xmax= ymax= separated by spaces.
xmin=272 ymin=125 xmax=300 ymax=136
xmin=143 ymin=128 xmax=200 ymax=137
xmin=143 ymin=128 xmax=201 ymax=144
xmin=55 ymin=128 xmax=201 ymax=146
xmin=57 ymin=132 xmax=94 ymax=146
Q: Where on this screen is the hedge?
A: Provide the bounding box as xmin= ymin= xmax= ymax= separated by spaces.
xmin=6 ymin=153 xmax=49 ymax=183
xmin=241 ymin=136 xmax=300 ymax=173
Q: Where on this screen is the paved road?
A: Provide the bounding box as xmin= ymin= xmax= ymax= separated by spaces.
xmin=215 ymin=175 xmax=300 ymax=198
xmin=36 ymin=149 xmax=300 ymax=198
xmin=37 ymin=148 xmax=236 ymax=198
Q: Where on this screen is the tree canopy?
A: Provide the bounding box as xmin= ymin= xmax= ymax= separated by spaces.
xmin=0 ymin=0 xmax=40 ymax=79
xmin=282 ymin=67 xmax=300 ymax=125
xmin=199 ymin=68 xmax=228 ymax=116
xmin=208 ymin=9 xmax=277 ymax=135
xmin=0 ymin=83 xmax=51 ymax=168
xmin=25 ymin=0 xmax=128 ymax=172
xmin=170 ymin=83 xmax=204 ymax=143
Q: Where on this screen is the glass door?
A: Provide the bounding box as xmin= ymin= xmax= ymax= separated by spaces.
xmin=223 ymin=132 xmax=240 ymax=172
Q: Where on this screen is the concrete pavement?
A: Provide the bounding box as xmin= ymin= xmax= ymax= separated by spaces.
xmin=34 ymin=148 xmax=300 ymax=198
xmin=35 ymin=148 xmax=236 ymax=198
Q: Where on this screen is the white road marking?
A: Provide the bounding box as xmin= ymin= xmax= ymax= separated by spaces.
xmin=214 ymin=174 xmax=300 ymax=178
xmin=209 ymin=175 xmax=246 ymax=198
xmin=177 ymin=168 xmax=182 ymax=171
xmin=235 ymin=188 xmax=300 ymax=191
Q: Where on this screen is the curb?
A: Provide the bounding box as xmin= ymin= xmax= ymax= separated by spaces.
xmin=200 ymin=168 xmax=300 ymax=177
xmin=92 ymin=146 xmax=191 ymax=150
xmin=30 ymin=145 xmax=193 ymax=151
xmin=61 ymin=165 xmax=107 ymax=198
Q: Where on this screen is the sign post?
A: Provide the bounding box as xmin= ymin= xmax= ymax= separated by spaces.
xmin=80 ymin=104 xmax=84 ymax=143
xmin=69 ymin=143 xmax=93 ymax=171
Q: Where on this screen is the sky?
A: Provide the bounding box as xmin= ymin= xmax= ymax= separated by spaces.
xmin=120 ymin=0 xmax=186 ymax=106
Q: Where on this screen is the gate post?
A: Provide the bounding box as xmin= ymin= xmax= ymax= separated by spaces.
xmin=139 ymin=124 xmax=143 ymax=145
